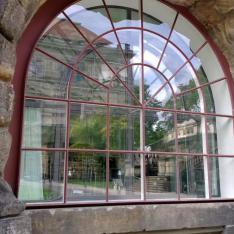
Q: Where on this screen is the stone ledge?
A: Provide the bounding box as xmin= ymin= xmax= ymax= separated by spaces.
xmin=27 ymin=203 xmax=234 ymax=234
xmin=0 ymin=212 xmax=31 ymax=234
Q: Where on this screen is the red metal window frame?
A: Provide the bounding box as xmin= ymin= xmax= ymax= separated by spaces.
xmin=5 ymin=0 xmax=234 ymax=208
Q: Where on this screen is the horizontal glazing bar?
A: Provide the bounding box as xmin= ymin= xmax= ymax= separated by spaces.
xmin=24 ymin=96 xmax=234 ymax=118
xmin=21 ymin=148 xmax=234 ymax=158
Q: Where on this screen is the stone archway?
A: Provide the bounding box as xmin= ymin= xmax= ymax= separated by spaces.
xmin=0 ymin=0 xmax=234 ymax=221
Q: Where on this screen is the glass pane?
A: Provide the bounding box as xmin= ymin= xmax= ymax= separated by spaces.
xmin=191 ymin=44 xmax=224 ymax=83
xmin=109 ymin=153 xmax=141 ymax=200
xmin=158 ymin=43 xmax=187 ymax=79
xmin=207 ymin=116 xmax=234 ymax=155
xmin=105 ymin=1 xmax=140 ymax=28
xmin=26 ymin=51 xmax=70 ymax=99
xmin=146 ymin=155 xmax=177 ymax=200
xmin=210 ymin=157 xmax=234 ymax=199
xmin=70 ymin=71 xmax=107 ymax=103
xmin=143 ymin=32 xmax=166 ymax=67
xmin=38 ymin=17 xmax=86 ymax=66
xmin=144 ymin=65 xmax=173 ymax=107
xmin=172 ymin=14 xmax=205 ymax=53
xmin=67 ymin=152 xmax=106 ymax=202
xmin=109 ymin=65 xmax=140 ymax=106
xmin=143 ymin=0 xmax=177 ymax=38
xmin=19 ymin=151 xmax=64 ymax=202
xmin=177 ymin=114 xmax=203 ymax=153
xmin=170 ymin=63 xmax=198 ymax=94
xmin=64 ymin=2 xmax=112 ymax=40
xmin=176 ymin=90 xmax=201 ymax=113
xmin=179 ymin=156 xmax=206 ymax=198
xmin=22 ymin=100 xmax=66 ymax=148
xmin=110 ymin=107 xmax=140 ymax=150
xmin=95 ymin=32 xmax=128 ymax=71
xmin=203 ymin=79 xmax=232 ymax=115
xmin=146 ymin=84 xmax=174 ymax=109
xmin=76 ymin=48 xmax=115 ymax=86
xmin=116 ymin=29 xmax=141 ymax=64
xmin=145 ymin=111 xmax=176 ymax=152
xmin=70 ymin=104 xmax=106 ymax=149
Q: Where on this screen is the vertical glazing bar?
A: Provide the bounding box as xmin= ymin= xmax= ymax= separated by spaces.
xmin=106 ymin=90 xmax=110 ymax=202
xmin=156 ymin=12 xmax=179 ymax=70
xmin=63 ymin=70 xmax=74 ymax=203
xmin=174 ymin=98 xmax=180 ymax=200
xmin=204 ymin=108 xmax=212 ymax=199
xmin=139 ymin=0 xmax=145 ymax=200
xmin=199 ymin=86 xmax=210 ymax=199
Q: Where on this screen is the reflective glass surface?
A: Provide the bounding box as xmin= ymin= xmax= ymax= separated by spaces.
xmin=19 ymin=151 xmax=64 ymax=202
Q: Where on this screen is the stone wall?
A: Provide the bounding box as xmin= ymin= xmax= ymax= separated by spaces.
xmin=0 ymin=0 xmax=234 ymax=233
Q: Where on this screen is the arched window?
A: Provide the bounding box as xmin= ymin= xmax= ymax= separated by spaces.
xmin=18 ymin=0 xmax=234 ymax=205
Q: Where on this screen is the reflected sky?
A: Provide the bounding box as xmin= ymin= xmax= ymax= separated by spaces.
xmin=57 ymin=4 xmax=203 ymax=103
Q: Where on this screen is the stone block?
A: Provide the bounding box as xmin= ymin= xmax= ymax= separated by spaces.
xmin=0 ymin=0 xmax=26 ymax=41
xmin=0 ymin=81 xmax=14 ymax=127
xmin=18 ymin=0 xmax=46 ymax=23
xmin=0 ymin=128 xmax=11 ymax=177
xmin=0 ymin=213 xmax=31 ymax=234
xmin=0 ymin=178 xmax=25 ymax=218
xmin=0 ymin=34 xmax=16 ymax=75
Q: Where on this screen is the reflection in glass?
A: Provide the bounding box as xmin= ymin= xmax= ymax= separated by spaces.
xmin=38 ymin=17 xmax=86 ymax=66
xmin=145 ymin=111 xmax=175 ymax=152
xmin=143 ymin=32 xmax=166 ymax=67
xmin=64 ymin=2 xmax=112 ymax=39
xmin=19 ymin=151 xmax=64 ymax=202
xmin=22 ymin=100 xmax=66 ymax=148
xmin=207 ymin=116 xmax=233 ymax=155
xmin=110 ymin=65 xmax=140 ymax=106
xmin=110 ymin=108 xmax=140 ymax=150
xmin=76 ymin=49 xmax=114 ymax=86
xmin=146 ymin=155 xmax=177 ymax=199
xmin=179 ymin=156 xmax=205 ymax=198
xmin=177 ymin=114 xmax=203 ymax=153
xmin=176 ymin=90 xmax=201 ymax=113
xmin=158 ymin=43 xmax=186 ymax=79
xmin=67 ymin=152 xmax=106 ymax=201
xmin=70 ymin=72 xmax=107 ymax=103
xmin=26 ymin=51 xmax=70 ymax=99
xmin=70 ymin=104 xmax=106 ymax=149
xmin=109 ymin=154 xmax=141 ymax=200
xmin=210 ymin=157 xmax=234 ymax=199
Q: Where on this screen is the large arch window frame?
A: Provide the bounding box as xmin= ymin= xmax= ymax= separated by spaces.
xmin=7 ymin=0 xmax=234 ymax=207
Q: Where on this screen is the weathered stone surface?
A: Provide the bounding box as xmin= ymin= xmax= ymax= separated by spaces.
xmin=0 ymin=65 xmax=14 ymax=82
xmin=18 ymin=0 xmax=46 ymax=24
xmin=0 ymin=81 xmax=14 ymax=127
xmin=27 ymin=203 xmax=234 ymax=234
xmin=0 ymin=178 xmax=24 ymax=218
xmin=0 ymin=213 xmax=31 ymax=234
xmin=0 ymin=34 xmax=16 ymax=74
xmin=0 ymin=0 xmax=26 ymax=41
xmin=0 ymin=128 xmax=11 ymax=177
